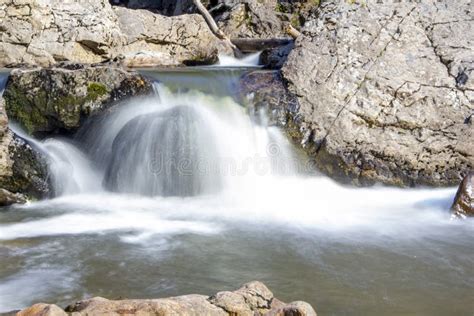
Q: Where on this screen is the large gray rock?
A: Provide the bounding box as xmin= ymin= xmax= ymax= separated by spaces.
xmin=3 ymin=64 xmax=152 ymax=135
xmin=281 ymin=0 xmax=474 ymax=186
xmin=0 ymin=0 xmax=227 ymax=67
xmin=113 ymin=6 xmax=223 ymax=66
xmin=451 ymin=171 xmax=474 ymax=218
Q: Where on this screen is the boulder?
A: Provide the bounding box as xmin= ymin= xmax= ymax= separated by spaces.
xmin=281 ymin=0 xmax=474 ymax=186
xmin=0 ymin=0 xmax=227 ymax=67
xmin=57 ymin=281 xmax=316 ymax=316
xmin=112 ymin=7 xmax=222 ymax=66
xmin=3 ymin=65 xmax=153 ymax=136
xmin=0 ymin=0 xmax=124 ymax=66
xmin=451 ymin=171 xmax=474 ymax=218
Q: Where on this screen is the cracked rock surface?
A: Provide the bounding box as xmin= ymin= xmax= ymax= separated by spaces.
xmin=282 ymin=0 xmax=474 ymax=186
xmin=16 ymin=281 xmax=317 ymax=316
xmin=0 ymin=0 xmax=226 ymax=67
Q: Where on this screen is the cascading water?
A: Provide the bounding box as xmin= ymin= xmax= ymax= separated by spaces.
xmin=0 ymin=66 xmax=473 ymax=315
xmin=104 ymin=105 xmax=222 ymax=196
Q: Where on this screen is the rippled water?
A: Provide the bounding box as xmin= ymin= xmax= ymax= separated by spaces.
xmin=0 ymin=68 xmax=473 ymax=315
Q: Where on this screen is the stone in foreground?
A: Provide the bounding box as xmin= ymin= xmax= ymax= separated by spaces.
xmin=16 ymin=281 xmax=316 ymax=316
xmin=451 ymin=172 xmax=474 ymax=218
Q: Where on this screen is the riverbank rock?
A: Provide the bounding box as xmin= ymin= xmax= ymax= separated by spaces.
xmin=16 ymin=281 xmax=317 ymax=316
xmin=0 ymin=0 xmax=227 ymax=67
xmin=0 ymin=98 xmax=49 ymax=203
xmin=451 ymin=172 xmax=474 ymax=218
xmin=3 ymin=65 xmax=153 ymax=136
xmin=281 ymin=0 xmax=474 ymax=186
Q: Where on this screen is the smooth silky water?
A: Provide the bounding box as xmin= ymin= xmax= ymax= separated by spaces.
xmin=0 ymin=65 xmax=473 ymax=315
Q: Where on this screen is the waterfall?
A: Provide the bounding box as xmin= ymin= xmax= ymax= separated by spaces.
xmin=103 ymin=105 xmax=221 ymax=196
xmin=9 ymin=68 xmax=296 ymax=198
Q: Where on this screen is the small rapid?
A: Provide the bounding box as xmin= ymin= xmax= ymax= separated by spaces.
xmin=0 ymin=67 xmax=473 ymax=314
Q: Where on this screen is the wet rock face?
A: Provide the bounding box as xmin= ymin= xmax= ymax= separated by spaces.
xmin=16 ymin=281 xmax=317 ymax=316
xmin=0 ymin=98 xmax=49 ymax=203
xmin=0 ymin=0 xmax=225 ymax=67
xmin=3 ymin=65 xmax=152 ymax=136
xmin=282 ymin=0 xmax=474 ymax=186
xmin=451 ymin=172 xmax=474 ymax=218
xmin=239 ymin=70 xmax=298 ymax=127
xmin=104 ymin=106 xmax=222 ymax=197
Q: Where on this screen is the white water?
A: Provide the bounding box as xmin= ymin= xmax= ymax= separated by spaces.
xmin=217 ymin=52 xmax=261 ymax=67
xmin=1 ymin=69 xmax=473 ymax=314
xmin=3 ymin=79 xmax=468 ymax=238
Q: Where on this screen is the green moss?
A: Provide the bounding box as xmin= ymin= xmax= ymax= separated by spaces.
xmin=86 ymin=82 xmax=108 ymax=101
xmin=4 ymin=85 xmax=49 ymax=134
xmin=4 ymin=81 xmax=109 ymax=134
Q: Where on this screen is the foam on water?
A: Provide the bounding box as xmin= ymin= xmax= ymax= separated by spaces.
xmin=1 ymin=69 xmax=473 ymax=314
xmin=217 ymin=52 xmax=261 ymax=67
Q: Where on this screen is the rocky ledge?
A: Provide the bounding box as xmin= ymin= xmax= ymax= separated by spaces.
xmin=15 ymin=281 xmax=316 ymax=316
xmin=0 ymin=0 xmax=230 ymax=67
xmin=242 ymin=0 xmax=474 ymax=187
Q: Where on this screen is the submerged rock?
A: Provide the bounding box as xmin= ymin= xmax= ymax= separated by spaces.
xmin=3 ymin=65 xmax=152 ymax=136
xmin=451 ymin=172 xmax=474 ymax=218
xmin=104 ymin=105 xmax=221 ymax=197
xmin=281 ymin=0 xmax=474 ymax=186
xmin=16 ymin=281 xmax=316 ymax=316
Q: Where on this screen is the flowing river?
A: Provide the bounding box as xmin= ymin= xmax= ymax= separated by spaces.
xmin=0 ymin=66 xmax=473 ymax=315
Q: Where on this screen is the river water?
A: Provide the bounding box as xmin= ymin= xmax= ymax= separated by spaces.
xmin=0 ymin=68 xmax=473 ymax=315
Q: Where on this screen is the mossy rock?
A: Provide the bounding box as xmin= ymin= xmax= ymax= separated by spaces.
xmin=3 ymin=65 xmax=153 ymax=136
